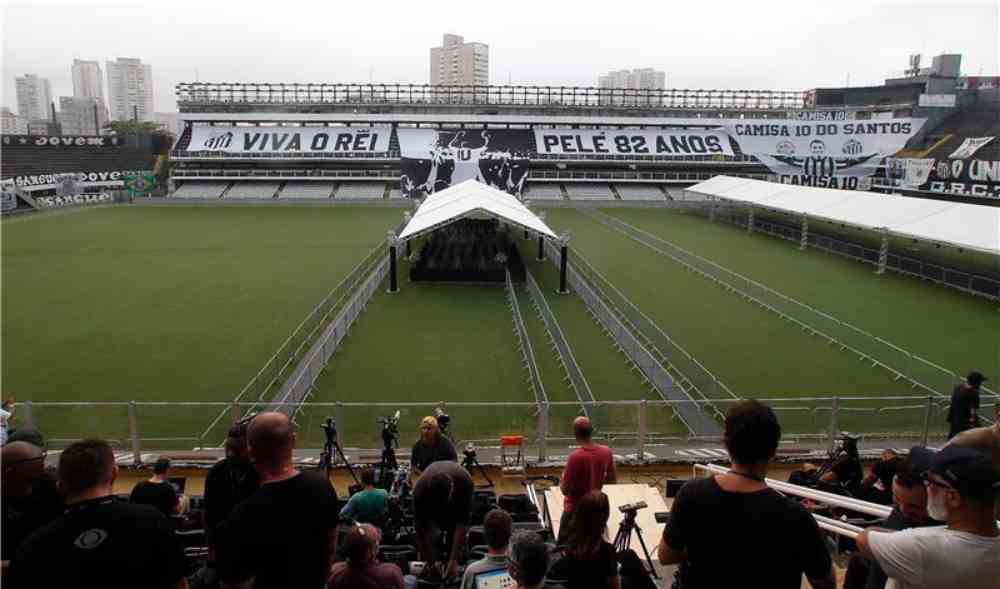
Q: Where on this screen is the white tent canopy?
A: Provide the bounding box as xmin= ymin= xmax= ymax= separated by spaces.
xmin=689 ymin=175 xmax=1000 ymax=256
xmin=397 ymin=180 xmax=559 ymax=242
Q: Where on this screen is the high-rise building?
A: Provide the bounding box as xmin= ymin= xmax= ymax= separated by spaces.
xmin=430 ymin=33 xmax=489 ymax=87
xmin=106 ymin=57 xmax=154 ymax=121
xmin=1 ymin=107 xmax=29 ymax=135
xmin=15 ymin=73 xmax=54 ymax=122
xmin=598 ymin=68 xmax=666 ymax=105
xmin=72 ymin=59 xmax=106 ymax=105
xmin=58 ymin=97 xmax=108 ymax=135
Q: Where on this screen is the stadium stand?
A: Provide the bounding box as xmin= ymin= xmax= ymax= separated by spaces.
xmin=918 ymin=103 xmax=1000 ymax=159
xmin=280 ymin=182 xmax=335 ymax=199
xmin=1 ymin=139 xmax=159 ymax=182
xmin=171 ymin=182 xmax=230 ymax=199
xmin=387 ymin=186 xmax=404 ymax=199
xmin=563 ymin=183 xmax=615 ymax=200
xmin=524 ymin=184 xmax=565 ymax=200
xmin=616 ymin=184 xmax=666 ymax=201
xmin=225 ymin=181 xmax=281 ymax=199
xmin=335 ymin=182 xmax=386 ymax=200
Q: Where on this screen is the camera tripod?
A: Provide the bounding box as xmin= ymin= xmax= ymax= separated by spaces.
xmin=461 ymin=447 xmax=494 ymax=488
xmin=612 ymin=508 xmax=659 ymax=580
xmin=318 ymin=424 xmax=359 ymax=486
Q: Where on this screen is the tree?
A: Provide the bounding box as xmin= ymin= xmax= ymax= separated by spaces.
xmin=104 ymin=120 xmax=167 ymax=137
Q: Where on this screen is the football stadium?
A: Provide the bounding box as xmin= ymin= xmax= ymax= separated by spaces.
xmin=3 ymin=40 xmax=999 ymax=588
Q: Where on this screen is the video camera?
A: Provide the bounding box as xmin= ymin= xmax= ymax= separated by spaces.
xmin=463 ymin=443 xmax=477 ymax=461
xmin=837 ymin=433 xmax=861 ymax=459
xmin=619 ymin=500 xmax=648 ymax=514
xmin=321 ymin=417 xmax=337 ymax=445
xmin=378 ymin=410 xmax=401 ymax=449
xmin=432 ymin=407 xmax=451 ymax=435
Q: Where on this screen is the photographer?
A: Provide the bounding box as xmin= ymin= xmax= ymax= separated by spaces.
xmin=410 ymin=416 xmax=457 ymax=474
xmin=412 ymin=461 xmax=474 ymax=581
xmin=657 ymin=400 xmax=835 ymax=589
xmin=856 ymin=450 xmax=901 ymax=505
xmin=789 ymin=434 xmax=863 ymax=496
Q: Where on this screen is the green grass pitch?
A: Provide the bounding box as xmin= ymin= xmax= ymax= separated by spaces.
xmin=3 ymin=204 xmax=996 ymax=447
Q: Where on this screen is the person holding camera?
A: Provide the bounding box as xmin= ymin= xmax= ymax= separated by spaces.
xmin=409 ymin=416 xmax=457 ymax=474
xmin=657 ymin=400 xmax=835 ymax=589
xmin=547 ymin=490 xmax=620 ymax=589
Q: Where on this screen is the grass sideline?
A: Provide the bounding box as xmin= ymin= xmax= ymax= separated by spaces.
xmin=2 ymin=205 xmax=401 ymax=446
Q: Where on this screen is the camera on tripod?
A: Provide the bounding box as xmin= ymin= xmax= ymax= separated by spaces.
xmin=378 ymin=410 xmax=401 ymax=449
xmin=837 ymin=433 xmax=861 ymax=459
xmin=321 ymin=417 xmax=337 ymax=444
xmin=432 ymin=407 xmax=451 ymax=436
xmin=619 ymin=500 xmax=648 ymax=514
xmin=463 ymin=443 xmax=477 ymax=460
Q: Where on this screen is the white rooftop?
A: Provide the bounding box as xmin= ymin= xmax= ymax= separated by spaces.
xmin=689 ymin=175 xmax=1000 ymax=256
xmin=397 ymin=180 xmax=558 ymax=242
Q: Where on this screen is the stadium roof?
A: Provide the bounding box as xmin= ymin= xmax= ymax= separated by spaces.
xmin=688 ymin=175 xmax=1000 ymax=256
xmin=179 ymin=112 xmax=730 ymax=127
xmin=398 ymin=180 xmax=558 ymax=242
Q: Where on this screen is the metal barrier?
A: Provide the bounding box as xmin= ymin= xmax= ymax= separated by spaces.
xmin=547 ymin=237 xmax=736 ymax=409
xmin=590 ymin=208 xmax=999 ymax=409
xmin=505 ymin=268 xmax=548 ymax=409
xmin=542 ymin=240 xmax=721 ymax=437
xmin=199 ymin=221 xmax=405 ymax=443
xmin=524 ymin=268 xmax=596 ymax=416
xmin=693 ymin=463 xmax=882 ymax=539
xmin=16 ymin=395 xmax=955 ymax=464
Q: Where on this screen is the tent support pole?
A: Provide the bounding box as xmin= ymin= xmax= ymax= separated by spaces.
xmin=537 ymin=235 xmax=545 ymax=261
xmin=557 ymin=233 xmax=570 ymax=294
xmin=387 ymin=231 xmax=399 ymax=293
xmin=746 ymin=206 xmax=755 ymax=234
xmin=876 ymin=229 xmax=889 ymax=275
xmin=800 ymin=215 xmax=809 ymax=251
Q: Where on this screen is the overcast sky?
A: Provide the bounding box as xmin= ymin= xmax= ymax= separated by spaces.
xmin=2 ymin=0 xmax=998 ymax=114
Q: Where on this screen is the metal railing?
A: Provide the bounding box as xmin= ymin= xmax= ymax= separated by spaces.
xmin=550 ymin=238 xmax=736 ymax=409
xmin=542 ymin=240 xmax=721 ymax=437
xmin=505 ymin=268 xmax=548 ymax=409
xmin=13 ymin=395 xmax=958 ymax=464
xmin=176 ymin=82 xmax=807 ymax=110
xmin=524 ymin=268 xmax=595 ymax=416
xmin=173 ymin=168 xmax=398 ymax=179
xmin=588 ymin=208 xmax=999 ymax=406
xmin=198 ymin=232 xmax=396 ymax=443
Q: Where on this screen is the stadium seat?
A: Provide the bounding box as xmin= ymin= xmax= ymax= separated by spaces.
xmin=225 ymin=181 xmax=280 ymax=199
xmin=335 ymin=181 xmax=386 ymax=200
xmin=524 ymin=184 xmax=564 ymax=200
xmin=563 ymin=183 xmax=614 ymax=200
xmin=616 ymin=184 xmax=666 ymax=201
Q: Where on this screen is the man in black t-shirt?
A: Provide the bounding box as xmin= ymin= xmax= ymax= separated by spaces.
xmin=947 ymin=372 xmax=987 ymax=438
xmin=657 ymin=400 xmax=835 ymax=589
xmin=410 ymin=415 xmax=457 ymax=474
xmin=130 ymin=457 xmax=180 ymax=517
xmin=217 ymin=412 xmax=338 ymax=589
xmin=203 ymin=422 xmax=260 ymax=539
xmin=8 ymin=439 xmax=187 ymax=589
xmin=412 ymin=460 xmax=474 ymax=580
xmin=2 ymin=441 xmax=63 ymax=566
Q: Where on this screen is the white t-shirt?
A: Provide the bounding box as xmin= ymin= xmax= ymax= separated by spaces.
xmin=868 ymin=525 xmax=1000 ymax=589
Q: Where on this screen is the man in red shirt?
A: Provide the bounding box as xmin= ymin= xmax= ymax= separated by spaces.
xmin=558 ymin=416 xmax=616 ymax=543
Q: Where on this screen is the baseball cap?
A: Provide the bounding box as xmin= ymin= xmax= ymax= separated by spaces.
xmin=966 ymin=371 xmax=988 ymax=386
xmin=911 ymin=445 xmax=1000 ymax=502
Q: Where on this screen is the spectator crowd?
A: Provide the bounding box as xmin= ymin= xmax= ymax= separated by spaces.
xmin=1 ymin=391 xmax=998 ymax=589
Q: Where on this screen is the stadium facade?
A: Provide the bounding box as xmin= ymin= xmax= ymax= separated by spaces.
xmin=168 ymin=76 xmax=999 ymax=204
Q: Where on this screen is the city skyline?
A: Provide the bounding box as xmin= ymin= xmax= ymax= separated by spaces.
xmin=2 ymin=1 xmax=998 ymax=114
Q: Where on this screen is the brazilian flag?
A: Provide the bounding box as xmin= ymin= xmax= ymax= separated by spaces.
xmin=124 ymin=173 xmax=158 ymax=194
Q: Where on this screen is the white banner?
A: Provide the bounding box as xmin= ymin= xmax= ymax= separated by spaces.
xmin=12 ymin=170 xmax=146 ymax=189
xmin=902 ymin=158 xmax=935 ymax=188
xmin=532 ymin=128 xmax=733 ymax=157
xmin=187 ymin=126 xmax=390 ymax=154
xmin=726 ymin=119 xmax=924 ymax=178
xmin=917 ymin=94 xmax=957 ymax=108
xmin=949 ymin=137 xmax=994 ymax=159
xmin=36 ymin=193 xmax=114 ymax=208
